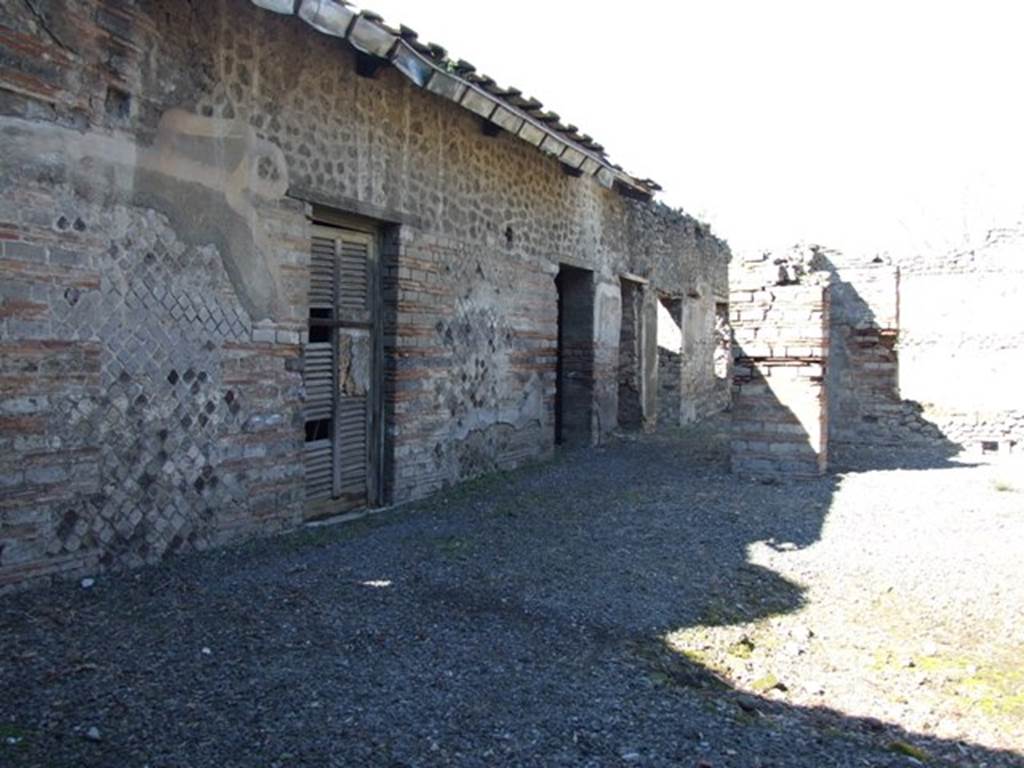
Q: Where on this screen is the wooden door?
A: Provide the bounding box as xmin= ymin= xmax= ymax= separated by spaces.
xmin=303 ymin=224 xmax=377 ymax=514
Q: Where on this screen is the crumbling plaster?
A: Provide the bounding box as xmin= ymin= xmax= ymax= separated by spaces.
xmin=1 ymin=110 xmax=292 ymax=320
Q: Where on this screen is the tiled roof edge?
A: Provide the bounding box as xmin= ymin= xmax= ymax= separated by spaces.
xmin=250 ymin=0 xmax=661 ymax=200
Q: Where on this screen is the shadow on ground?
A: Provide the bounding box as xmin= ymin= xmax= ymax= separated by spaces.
xmin=0 ymin=423 xmax=1017 ymax=767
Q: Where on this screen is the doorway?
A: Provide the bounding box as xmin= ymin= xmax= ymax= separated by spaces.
xmin=303 ymin=220 xmax=382 ymax=515
xmin=555 ymin=265 xmax=595 ymax=446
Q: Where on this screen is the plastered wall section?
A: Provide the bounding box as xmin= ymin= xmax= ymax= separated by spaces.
xmin=0 ymin=0 xmax=730 ymax=589
xmin=897 ymin=234 xmax=1024 ymax=449
xmin=826 ymin=234 xmax=1024 ymax=452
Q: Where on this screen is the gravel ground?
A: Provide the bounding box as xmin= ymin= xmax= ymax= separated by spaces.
xmin=1 ymin=421 xmax=1022 ymax=768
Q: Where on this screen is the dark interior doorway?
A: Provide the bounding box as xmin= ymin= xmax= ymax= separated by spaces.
xmin=555 ymin=265 xmax=595 ymax=446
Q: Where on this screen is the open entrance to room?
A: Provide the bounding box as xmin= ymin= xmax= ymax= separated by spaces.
xmin=714 ymin=300 xmax=731 ymax=382
xmin=656 ymin=295 xmax=684 ymax=427
xmin=303 ymin=210 xmax=384 ymax=517
xmin=555 ymin=265 xmax=595 ymax=446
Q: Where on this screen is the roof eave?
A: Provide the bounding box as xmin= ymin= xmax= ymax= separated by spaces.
xmin=249 ymin=0 xmax=658 ymax=200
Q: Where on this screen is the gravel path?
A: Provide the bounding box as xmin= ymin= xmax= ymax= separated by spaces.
xmin=1 ymin=422 xmax=1022 ymax=767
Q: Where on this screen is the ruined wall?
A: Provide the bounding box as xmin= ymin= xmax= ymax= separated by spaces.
xmin=627 ymin=202 xmax=729 ymax=428
xmin=897 ymin=231 xmax=1024 ymax=451
xmin=730 ymin=255 xmax=829 ymax=479
xmin=826 ymin=231 xmax=1024 ymax=455
xmin=825 ymin=253 xmax=909 ymax=446
xmin=0 ymin=0 xmax=729 ymax=589
xmin=824 ymin=252 xmax=949 ymax=451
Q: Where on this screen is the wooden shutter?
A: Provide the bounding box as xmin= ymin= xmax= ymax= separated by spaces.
xmin=303 ymin=225 xmax=375 ymax=510
xmin=309 ymin=235 xmax=337 ymax=310
xmin=304 ymin=234 xmax=337 ymax=501
xmin=333 ymin=232 xmax=371 ymax=504
xmin=338 ymin=238 xmax=370 ymax=314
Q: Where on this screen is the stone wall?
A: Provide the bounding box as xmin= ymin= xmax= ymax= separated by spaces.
xmin=730 ymin=256 xmax=829 ymax=479
xmin=682 ymin=287 xmax=728 ymax=423
xmin=0 ymin=0 xmax=730 ymax=589
xmin=825 ymin=230 xmax=1024 ymax=455
xmin=897 ymin=231 xmax=1024 ymax=451
xmin=617 ymin=279 xmax=643 ymax=429
xmin=824 ymin=253 xmax=913 ymax=447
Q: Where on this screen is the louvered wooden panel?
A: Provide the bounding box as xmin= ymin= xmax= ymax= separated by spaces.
xmin=335 ymin=395 xmax=367 ymax=496
xmin=305 ymin=232 xmax=338 ymax=501
xmin=304 ymin=342 xmax=334 ymax=421
xmin=338 ymin=240 xmax=369 ymax=311
xmin=309 ymin=236 xmax=337 ymax=309
xmin=305 ymin=439 xmax=333 ymax=500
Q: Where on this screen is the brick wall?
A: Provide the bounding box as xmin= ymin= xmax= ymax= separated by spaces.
xmin=730 ymin=256 xmax=829 ymax=479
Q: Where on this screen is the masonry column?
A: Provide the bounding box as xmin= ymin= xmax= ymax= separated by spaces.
xmin=592 ymin=278 xmax=622 ymax=443
xmin=640 ymin=285 xmax=660 ymax=431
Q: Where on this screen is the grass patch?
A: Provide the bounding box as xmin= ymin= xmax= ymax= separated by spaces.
xmin=433 ymin=535 xmax=472 ymax=560
xmin=631 ymin=639 xmax=729 ymax=692
xmin=887 ymin=740 xmax=929 ymax=761
xmin=727 ymin=636 xmax=756 ymax=659
xmin=875 ymin=646 xmax=1024 ymax=725
xmin=676 ymin=646 xmax=711 ymax=665
xmin=698 ymin=597 xmax=745 ymax=626
xmin=697 ymin=565 xmax=805 ymax=626
xmin=619 ymin=488 xmax=647 ymax=506
xmin=751 ymin=673 xmax=781 ymax=693
xmin=956 ymin=661 xmax=1024 ymax=719
xmin=281 ymin=513 xmax=392 ymax=551
xmin=433 ymin=470 xmax=511 ymax=505
xmin=489 ymin=491 xmax=546 ymax=518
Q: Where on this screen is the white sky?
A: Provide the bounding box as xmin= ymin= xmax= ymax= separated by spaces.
xmin=366 ymin=0 xmax=1024 ymax=257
